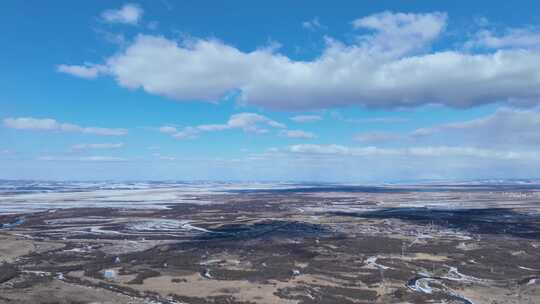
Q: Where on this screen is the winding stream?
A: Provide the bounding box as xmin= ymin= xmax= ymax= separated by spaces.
xmin=406 ymin=266 xmax=478 ymax=304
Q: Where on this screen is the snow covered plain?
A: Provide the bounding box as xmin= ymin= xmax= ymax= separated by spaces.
xmin=1 ymin=181 xmax=540 ymax=303
xmin=0 ymin=181 xmax=312 ymax=215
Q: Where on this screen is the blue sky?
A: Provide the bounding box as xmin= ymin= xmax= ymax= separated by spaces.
xmin=2 ymin=0 xmax=540 ymax=181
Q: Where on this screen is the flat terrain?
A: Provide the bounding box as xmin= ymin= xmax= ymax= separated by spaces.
xmin=1 ymin=181 xmax=540 ymax=303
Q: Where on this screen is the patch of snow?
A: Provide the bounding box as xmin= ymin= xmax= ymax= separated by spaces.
xmin=127 ymin=219 xmax=210 ymax=233
xmin=203 ymin=269 xmax=212 ymax=279
xmin=365 ymin=256 xmax=391 ymax=270
xmin=519 ymin=266 xmax=538 ymax=271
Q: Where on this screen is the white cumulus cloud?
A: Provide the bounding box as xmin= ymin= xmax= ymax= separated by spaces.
xmin=61 ymin=11 xmax=540 ymax=110
xmin=351 ymin=11 xmax=447 ymax=55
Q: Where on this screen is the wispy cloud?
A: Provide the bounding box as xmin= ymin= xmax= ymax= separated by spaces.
xmin=101 ymin=3 xmax=143 ymax=25
xmin=160 ymin=113 xmax=286 ymax=139
xmin=57 ymin=63 xmax=106 ymax=79
xmin=71 ymin=143 xmax=124 ymax=151
xmin=352 ymin=117 xmax=410 ymax=124
xmin=410 ymin=108 xmax=540 ymax=147
xmin=354 ymin=107 xmax=540 ymax=149
xmin=290 ymin=115 xmax=322 ymax=123
xmin=302 ymin=17 xmax=325 ymax=31
xmin=152 ymin=153 xmax=176 ymax=161
xmin=332 ymin=112 xmax=409 ymax=124
xmin=3 ymin=117 xmax=127 ymax=136
xmin=285 ymin=144 xmax=540 ymax=160
xmin=354 ymin=131 xmax=404 ymax=143
xmin=38 ymin=156 xmax=128 ymax=162
xmin=281 ymin=130 xmax=316 ymax=139
xmin=466 ymin=27 xmax=540 ymax=50
xmin=158 ymin=126 xmax=177 ymax=134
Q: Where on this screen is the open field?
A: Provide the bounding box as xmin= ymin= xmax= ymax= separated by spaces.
xmin=1 ymin=181 xmax=540 ymax=303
